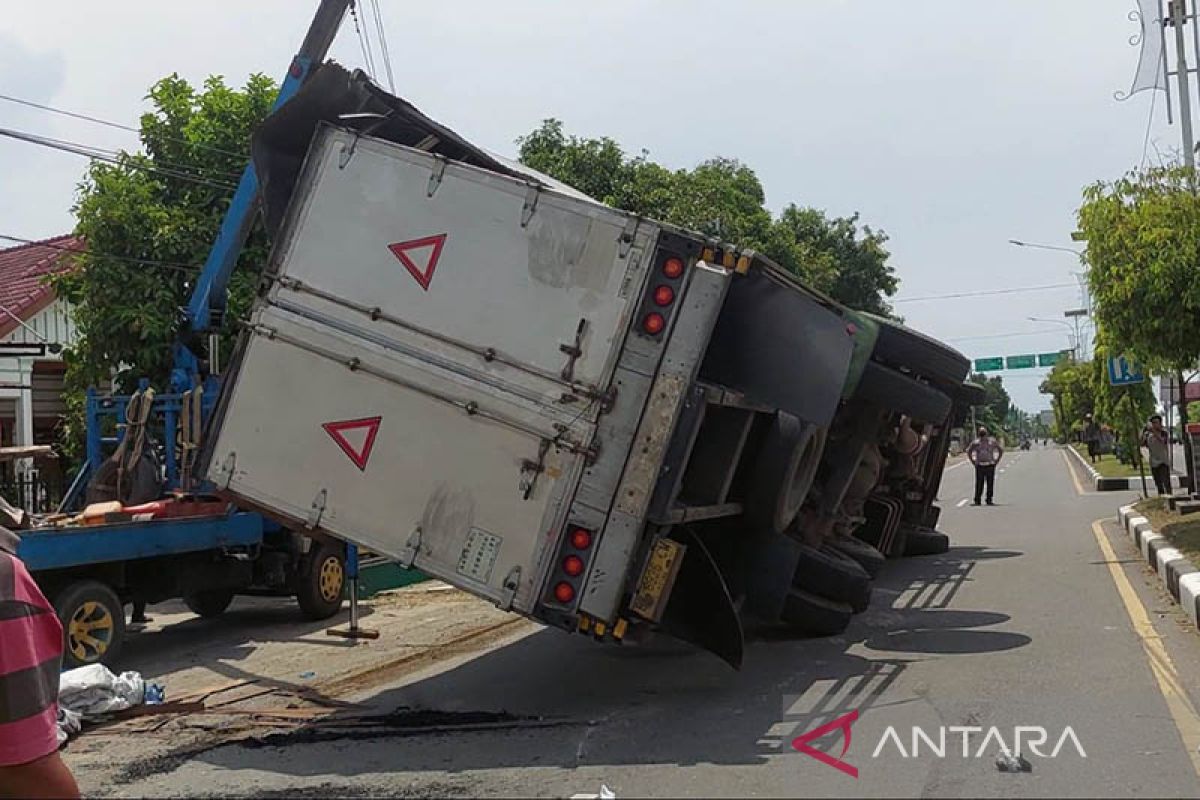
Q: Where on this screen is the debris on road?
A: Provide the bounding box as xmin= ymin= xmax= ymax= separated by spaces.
xmin=571 ymin=785 xmax=617 ymax=799
xmin=995 ymin=753 xmax=1033 ymax=773
xmin=60 ymin=663 xmax=149 ymax=718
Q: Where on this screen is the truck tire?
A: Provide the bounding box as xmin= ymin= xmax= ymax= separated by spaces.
xmin=54 ymin=580 xmax=125 ymax=669
xmin=872 ymin=319 xmax=970 ymax=387
xmin=826 ymin=535 xmax=886 ymax=578
xmin=748 ymin=413 xmax=827 ymax=536
xmin=792 ymin=544 xmax=872 ymax=614
xmin=902 ymin=527 xmax=951 ymax=557
xmin=780 ymin=588 xmax=853 ymax=636
xmin=856 ymin=361 xmax=952 ymax=425
xmin=184 ymin=589 xmax=235 ymax=618
xmin=296 ymin=541 xmax=346 ymax=620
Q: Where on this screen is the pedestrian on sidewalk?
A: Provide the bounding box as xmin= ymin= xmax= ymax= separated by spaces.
xmin=1141 ymin=413 xmax=1172 ymax=496
xmin=1084 ymin=414 xmax=1101 ymax=464
xmin=967 ymin=426 xmax=1004 ymax=506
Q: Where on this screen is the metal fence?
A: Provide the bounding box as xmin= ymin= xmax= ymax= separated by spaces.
xmin=0 ymin=472 xmax=65 ymax=515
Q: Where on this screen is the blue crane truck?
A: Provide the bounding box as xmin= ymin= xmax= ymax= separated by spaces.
xmin=14 ymin=0 xmax=358 ymax=668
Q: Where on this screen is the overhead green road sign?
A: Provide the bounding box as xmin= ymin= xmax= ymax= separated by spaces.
xmin=1006 ymin=354 xmax=1037 ymax=369
xmin=1037 ymin=351 xmax=1067 ymax=367
xmin=974 ymin=357 xmax=1003 ymax=372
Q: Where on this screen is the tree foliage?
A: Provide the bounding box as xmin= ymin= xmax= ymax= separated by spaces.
xmin=517 ymin=119 xmax=898 ymax=314
xmin=1077 ymin=163 xmax=1200 ymax=471
xmin=52 ymin=73 xmax=277 ymax=455
xmin=966 ymin=372 xmax=1013 ymax=433
xmin=1078 ymin=165 xmax=1200 ymax=374
xmin=1039 ymin=359 xmax=1095 ymax=440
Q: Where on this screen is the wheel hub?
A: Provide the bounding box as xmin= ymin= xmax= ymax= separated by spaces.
xmin=318 ymin=556 xmax=344 ymax=603
xmin=68 ymin=600 xmax=114 ymax=663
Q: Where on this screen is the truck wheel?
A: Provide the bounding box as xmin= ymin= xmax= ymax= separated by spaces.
xmin=296 ymin=541 xmax=346 ymax=620
xmin=54 ymin=580 xmax=125 ymax=669
xmin=826 ymin=536 xmax=886 ymax=578
xmin=903 ymin=527 xmax=951 ymax=557
xmin=792 ymin=544 xmax=872 ymax=614
xmin=184 ymin=589 xmax=235 ymax=618
xmin=871 ymin=318 xmax=970 ymax=387
xmin=780 ymin=588 xmax=853 ymax=636
xmin=748 ymin=413 xmax=827 ymax=536
xmin=855 ymin=362 xmax=952 ymax=425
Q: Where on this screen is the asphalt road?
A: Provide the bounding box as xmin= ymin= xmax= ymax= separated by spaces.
xmin=111 ymin=445 xmax=1200 ymax=798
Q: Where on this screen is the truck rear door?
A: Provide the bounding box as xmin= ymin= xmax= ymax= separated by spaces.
xmin=201 ymin=125 xmax=659 ymax=613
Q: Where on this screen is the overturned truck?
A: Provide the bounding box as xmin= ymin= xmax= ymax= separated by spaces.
xmin=199 ymin=65 xmax=974 ymax=667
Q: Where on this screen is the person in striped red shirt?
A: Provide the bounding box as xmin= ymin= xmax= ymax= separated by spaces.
xmin=0 ymin=526 xmax=79 ymax=799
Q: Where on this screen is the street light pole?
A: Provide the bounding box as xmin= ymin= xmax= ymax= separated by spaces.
xmin=1027 ymin=316 xmax=1079 ymax=361
xmin=1171 ymin=0 xmax=1197 ymax=172
xmin=1010 ymin=240 xmax=1093 ymax=355
xmin=1008 ymin=240 xmax=1084 ymax=257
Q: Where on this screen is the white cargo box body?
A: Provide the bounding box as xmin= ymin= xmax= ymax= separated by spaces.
xmin=203 ymin=126 xmax=661 ymax=613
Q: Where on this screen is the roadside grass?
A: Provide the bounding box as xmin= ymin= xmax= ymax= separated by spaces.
xmin=1135 ymin=496 xmax=1200 ymax=565
xmin=1070 ymin=442 xmax=1144 ymax=478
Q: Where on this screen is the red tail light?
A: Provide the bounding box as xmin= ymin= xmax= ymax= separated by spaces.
xmin=563 ymin=555 xmax=585 ymax=577
xmin=570 ymin=528 xmax=592 ymax=550
xmin=643 ymin=312 xmax=665 ymax=335
xmin=663 ymin=257 xmax=685 ymax=279
xmin=554 ymin=581 xmax=576 ymax=604
xmin=653 ymin=285 xmax=675 ymax=306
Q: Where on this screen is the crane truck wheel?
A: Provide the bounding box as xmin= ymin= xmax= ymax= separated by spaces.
xmin=791 ymin=543 xmax=872 ymax=614
xmin=779 ymin=588 xmax=853 ymax=636
xmin=296 ymin=541 xmax=347 ymax=620
xmin=826 ymin=535 xmax=886 ymax=578
xmin=748 ymin=413 xmax=827 ymax=536
xmin=184 ymin=589 xmax=235 ymax=618
xmin=54 ymin=580 xmax=126 ymax=669
xmin=901 ymin=527 xmax=951 ymax=557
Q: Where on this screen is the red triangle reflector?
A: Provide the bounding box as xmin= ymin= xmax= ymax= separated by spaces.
xmin=388 ymin=233 xmax=447 ymax=291
xmin=321 ymin=416 xmax=382 ymax=471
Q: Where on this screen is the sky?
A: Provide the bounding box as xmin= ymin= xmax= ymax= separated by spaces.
xmin=0 ymin=1 xmax=1180 ymax=413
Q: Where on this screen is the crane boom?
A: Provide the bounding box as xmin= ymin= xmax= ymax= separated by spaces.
xmin=173 ymin=0 xmax=351 ymax=391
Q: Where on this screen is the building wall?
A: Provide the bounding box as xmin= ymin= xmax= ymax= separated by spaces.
xmin=0 ymin=299 xmax=77 ymax=474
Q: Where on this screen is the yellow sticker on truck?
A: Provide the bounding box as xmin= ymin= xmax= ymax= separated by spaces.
xmin=629 ymin=538 xmax=687 ymax=622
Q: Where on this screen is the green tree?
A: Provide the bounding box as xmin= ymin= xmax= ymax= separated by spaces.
xmin=52 ymin=73 xmax=277 ymax=456
xmin=967 ymin=372 xmax=1011 ymax=431
xmin=772 ymin=206 xmax=897 ymax=315
xmin=516 ymin=119 xmax=898 ymax=314
xmin=1039 ymin=359 xmax=1096 ymax=440
xmin=1078 ymin=164 xmax=1200 ymax=476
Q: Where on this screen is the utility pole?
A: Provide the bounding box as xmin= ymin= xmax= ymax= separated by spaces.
xmin=1172 ymin=0 xmax=1197 ymax=170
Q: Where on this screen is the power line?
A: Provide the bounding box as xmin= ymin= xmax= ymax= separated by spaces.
xmin=0 ymin=92 xmax=249 ymax=160
xmin=0 ymin=126 xmax=239 ymax=192
xmin=0 ymin=125 xmax=240 ymax=182
xmin=946 ymin=328 xmax=1074 ymax=343
xmin=892 ymin=282 xmax=1077 ymax=304
xmin=0 ymin=234 xmax=201 ymax=275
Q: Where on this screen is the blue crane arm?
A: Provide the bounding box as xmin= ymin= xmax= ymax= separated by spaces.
xmin=175 ymin=0 xmax=351 ymax=388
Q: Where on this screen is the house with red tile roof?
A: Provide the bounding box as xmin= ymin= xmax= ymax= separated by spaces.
xmin=0 ymin=235 xmax=81 ymax=498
